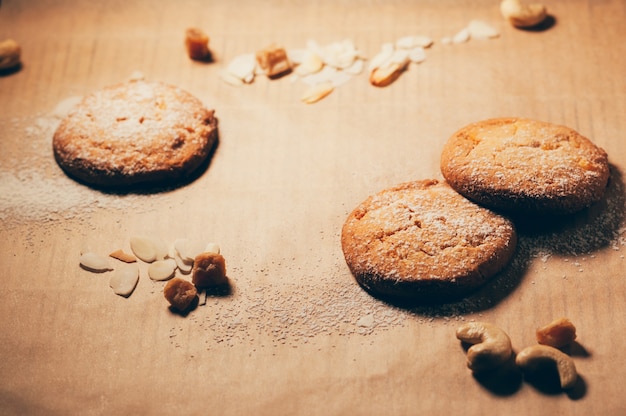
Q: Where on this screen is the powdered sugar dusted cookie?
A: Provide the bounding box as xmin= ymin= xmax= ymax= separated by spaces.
xmin=53 ymin=80 xmax=218 ymax=188
xmin=341 ymin=180 xmax=517 ymax=302
xmin=440 ymin=117 xmax=610 ymax=215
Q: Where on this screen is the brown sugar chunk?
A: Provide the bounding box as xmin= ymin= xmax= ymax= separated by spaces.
xmin=52 ymin=80 xmax=218 ymax=188
xmin=164 ymin=278 xmax=198 ymax=312
xmin=185 ymin=27 xmax=211 ymax=61
xmin=255 ymin=44 xmax=292 ymax=78
xmin=440 ymin=117 xmax=610 ymax=215
xmin=341 ymin=180 xmax=517 ymax=302
xmin=192 ymin=252 xmax=227 ymax=288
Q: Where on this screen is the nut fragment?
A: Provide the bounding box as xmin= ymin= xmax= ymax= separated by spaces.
xmin=368 ymin=46 xmax=411 ymax=87
xmin=256 ymin=44 xmax=292 ymax=78
xmin=174 ymin=238 xmax=206 ymax=263
xmin=467 ymin=20 xmax=500 ymax=40
xmin=369 ymin=61 xmax=407 ymax=87
xmin=192 ymin=252 xmax=227 ymax=288
xmin=164 ymin=278 xmax=198 ymax=311
xmin=148 ymin=258 xmax=177 ymax=281
xmin=109 ymin=264 xmax=139 ymax=297
xmin=222 ymin=53 xmax=256 ymax=84
xmin=130 ymin=236 xmax=158 ymax=263
xmin=515 ymin=345 xmax=578 ymax=390
xmin=0 ymin=39 xmax=21 ymax=70
xmin=79 ymin=252 xmax=113 ymax=273
xmin=536 ymin=317 xmax=577 ymax=348
xmin=456 ymin=322 xmax=513 ymax=372
xmin=109 ymin=249 xmax=137 ymax=263
xmin=295 ymin=49 xmax=324 ymax=76
xmin=204 ymin=242 xmax=221 ymax=254
xmin=185 ymin=27 xmax=211 ymax=61
xmin=301 ymin=81 xmax=334 ymax=104
xmin=500 ymin=0 xmax=547 ymax=28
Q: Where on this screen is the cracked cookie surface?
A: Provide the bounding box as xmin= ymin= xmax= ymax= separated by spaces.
xmin=440 ymin=117 xmax=610 ymax=214
xmin=341 ymin=179 xmax=517 ymax=302
xmin=53 ymin=80 xmax=218 ymax=188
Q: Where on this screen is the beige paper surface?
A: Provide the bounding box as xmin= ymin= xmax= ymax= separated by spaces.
xmin=1 ymin=1 xmax=625 ymax=414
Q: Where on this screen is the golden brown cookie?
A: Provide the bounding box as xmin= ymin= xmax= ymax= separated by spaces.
xmin=341 ymin=180 xmax=517 ymax=302
xmin=53 ymin=80 xmax=218 ymax=188
xmin=440 ymin=117 xmax=610 ymax=215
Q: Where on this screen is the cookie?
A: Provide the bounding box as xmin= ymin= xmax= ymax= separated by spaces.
xmin=53 ymin=80 xmax=218 ymax=188
xmin=440 ymin=117 xmax=610 ymax=215
xmin=341 ymin=180 xmax=517 ymax=302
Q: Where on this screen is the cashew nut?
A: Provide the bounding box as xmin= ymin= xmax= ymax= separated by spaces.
xmin=515 ymin=345 xmax=578 ymax=390
xmin=456 ymin=322 xmax=513 ymax=372
xmin=0 ymin=38 xmax=21 ymax=70
xmin=500 ymin=0 xmax=548 ymax=28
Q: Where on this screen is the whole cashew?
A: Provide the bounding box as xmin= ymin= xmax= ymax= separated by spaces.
xmin=0 ymin=39 xmax=21 ymax=70
xmin=515 ymin=345 xmax=578 ymax=390
xmin=500 ymin=0 xmax=548 ymax=28
xmin=456 ymin=322 xmax=513 ymax=372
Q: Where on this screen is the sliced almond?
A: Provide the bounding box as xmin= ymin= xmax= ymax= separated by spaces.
xmin=389 ymin=49 xmax=410 ymax=65
xmin=80 ymin=252 xmax=113 ymax=273
xmin=452 ymin=27 xmax=471 ymax=44
xmin=396 ymin=35 xmax=433 ymax=50
xmin=225 ymin=53 xmax=257 ymax=82
xmin=301 ymin=82 xmax=334 ymax=104
xmin=204 ymin=242 xmax=221 ymax=254
xmin=343 ymin=58 xmax=364 ymax=75
xmin=369 ymin=60 xmax=408 ymax=87
xmin=219 ymin=70 xmax=245 ymax=86
xmin=408 ymin=47 xmax=426 ymax=64
xmin=152 ymin=238 xmax=169 ymax=261
xmin=328 ymin=70 xmax=352 ymax=88
xmin=468 ymin=20 xmax=500 ymax=39
xmin=321 ymin=39 xmax=358 ymax=69
xmin=174 ymin=238 xmax=206 ymax=263
xmin=173 ymin=252 xmax=193 ymax=274
xmin=109 ymin=249 xmax=137 ymax=263
xmin=295 ymin=50 xmax=324 ymax=76
xmin=368 ymin=44 xmax=394 ymax=72
xmin=109 ymin=264 xmax=139 ymax=297
xmin=130 ymin=236 xmax=157 ymax=263
xmin=148 ymin=258 xmax=177 ymax=281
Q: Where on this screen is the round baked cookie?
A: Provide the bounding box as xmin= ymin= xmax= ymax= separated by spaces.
xmin=440 ymin=117 xmax=610 ymax=215
xmin=53 ymin=80 xmax=218 ymax=188
xmin=341 ymin=180 xmax=517 ymax=302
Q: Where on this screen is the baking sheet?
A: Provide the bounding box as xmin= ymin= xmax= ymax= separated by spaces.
xmin=1 ymin=0 xmax=625 ymax=414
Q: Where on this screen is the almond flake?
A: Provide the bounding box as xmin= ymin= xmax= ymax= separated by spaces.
xmin=368 ymin=46 xmax=394 ymax=72
xmin=395 ymin=35 xmax=433 ymax=50
xmin=148 ymin=259 xmax=177 ymax=281
xmin=224 ymin=53 xmax=257 ymax=82
xmin=109 ymin=249 xmax=137 ymax=263
xmin=301 ymin=82 xmax=334 ymax=104
xmin=295 ymin=50 xmax=324 ymax=76
xmin=343 ymin=58 xmax=364 ymax=75
xmin=219 ymin=70 xmax=245 ymax=86
xmin=174 ymin=238 xmax=206 ymax=263
xmin=369 ymin=61 xmax=407 ymax=87
xmin=109 ymin=264 xmax=139 ymax=297
xmin=130 ymin=236 xmax=157 ymax=263
xmin=204 ymin=242 xmax=221 ymax=254
xmin=389 ymin=49 xmax=410 ymax=65
xmin=452 ymin=28 xmax=471 ymax=44
xmin=408 ymin=47 xmax=426 ymax=64
xmin=467 ymin=20 xmax=500 ymax=39
xmin=173 ymin=252 xmax=193 ymax=274
xmin=80 ymin=252 xmax=113 ymax=273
